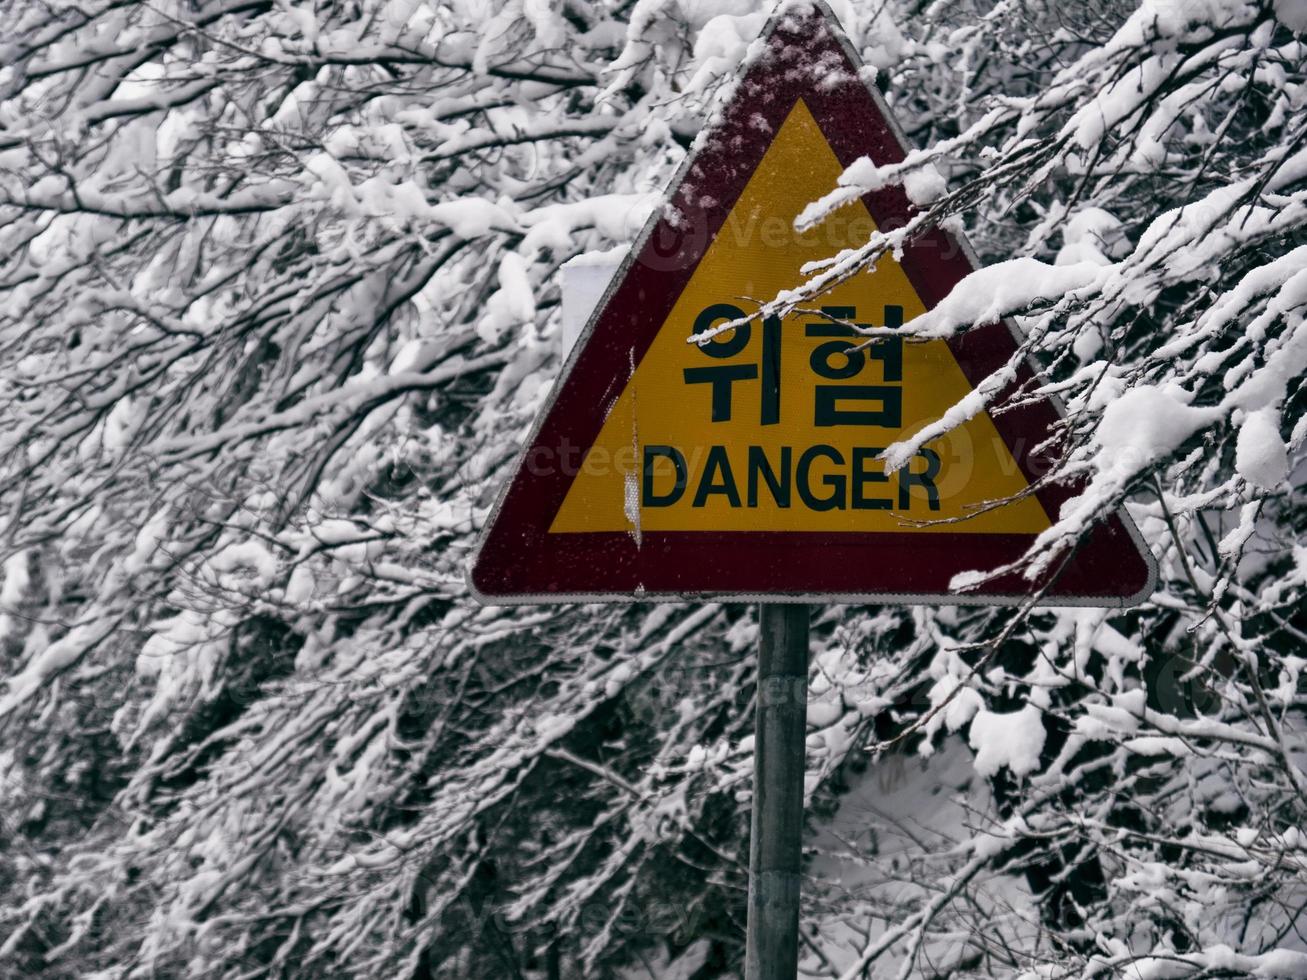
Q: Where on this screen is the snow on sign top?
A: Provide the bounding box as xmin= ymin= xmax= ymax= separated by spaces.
xmin=470 ymin=1 xmax=1156 ymax=606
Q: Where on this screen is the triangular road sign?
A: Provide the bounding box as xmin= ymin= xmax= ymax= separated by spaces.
xmin=471 ymin=1 xmax=1155 ymax=606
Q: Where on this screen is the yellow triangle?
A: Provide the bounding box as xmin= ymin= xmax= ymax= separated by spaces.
xmin=550 ymin=99 xmax=1050 ymax=535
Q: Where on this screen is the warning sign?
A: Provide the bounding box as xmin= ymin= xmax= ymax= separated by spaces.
xmin=471 ymin=4 xmax=1155 ymax=605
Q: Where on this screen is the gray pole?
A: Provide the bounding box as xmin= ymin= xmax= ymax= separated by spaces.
xmin=745 ymin=603 xmax=810 ymax=980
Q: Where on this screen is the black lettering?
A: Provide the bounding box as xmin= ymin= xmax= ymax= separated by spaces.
xmin=683 ymin=364 xmax=758 ymax=421
xmin=797 ymin=445 xmax=845 ymax=511
xmin=809 ymin=338 xmax=864 ymax=379
xmin=814 ymin=385 xmax=902 ymax=427
xmin=747 ymin=445 xmax=791 ymax=507
xmin=693 ymin=445 xmax=741 ymax=507
xmin=806 ymin=307 xmax=863 ymax=380
xmin=693 ymin=304 xmax=751 ymax=357
xmin=642 ymin=445 xmax=687 ymax=507
xmin=899 ymin=447 xmax=941 ymax=511
xmin=761 ymin=314 xmax=781 ymax=425
xmin=807 ymin=306 xmax=902 ymax=382
xmin=870 ymin=304 xmax=903 ymax=382
xmin=851 ymin=447 xmax=891 ymax=510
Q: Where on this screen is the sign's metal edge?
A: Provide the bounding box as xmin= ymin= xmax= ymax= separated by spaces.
xmin=464 ymin=584 xmax=1150 ymax=609
xmin=465 ymin=0 xmax=1159 ymax=609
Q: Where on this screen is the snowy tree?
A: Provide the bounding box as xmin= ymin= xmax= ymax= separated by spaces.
xmin=0 ymin=0 xmax=1303 ymax=977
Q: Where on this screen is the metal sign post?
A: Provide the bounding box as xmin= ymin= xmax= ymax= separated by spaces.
xmin=746 ymin=604 xmax=810 ymax=980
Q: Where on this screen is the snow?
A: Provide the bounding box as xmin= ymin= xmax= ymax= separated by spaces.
xmin=1235 ymin=408 xmax=1289 ymax=488
xmin=686 ymin=11 xmax=770 ymax=93
xmin=968 ymin=705 xmax=1046 ymax=777
xmin=615 ymin=939 xmax=712 ymax=980
xmin=207 ymin=540 xmax=280 ymax=587
xmin=282 ymin=565 xmax=317 ymax=604
xmin=1077 ymin=700 xmax=1141 ymax=740
xmin=476 ymin=251 xmax=536 ymax=345
xmin=623 ymin=467 xmax=641 ymax=542
xmin=795 ymin=150 xmax=951 ymax=229
xmin=520 ymin=194 xmax=656 ymax=253
xmin=1093 ymin=384 xmax=1219 ymax=478
xmin=893 ymin=258 xmax=1103 ymax=340
xmin=426 ymin=198 xmax=520 ymax=238
xmin=0 ymin=619 xmax=115 ymax=720
xmin=920 ymin=672 xmax=985 ymax=741
xmin=860 ymin=0 xmax=912 ymax=70
xmin=124 ymin=511 xmax=171 ymax=574
xmin=302 ymin=155 xmax=522 ymax=236
xmin=902 ymin=163 xmax=947 ymax=206
xmin=1056 ymin=207 xmax=1125 ymax=267
xmin=1122 ymin=945 xmax=1307 ymax=979
xmin=805 ymin=738 xmax=1034 ymax=976
xmin=0 ymin=550 xmax=28 ymax=608
xmin=1273 ymin=0 xmax=1307 ymax=32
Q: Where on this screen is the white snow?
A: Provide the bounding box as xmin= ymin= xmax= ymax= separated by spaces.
xmin=805 ymin=737 xmax=1033 ymax=976
xmin=686 ymin=11 xmax=770 ymax=93
xmin=520 ymin=194 xmax=655 ymax=254
xmin=895 ymin=258 xmax=1103 ymax=340
xmin=1093 ymin=384 xmax=1219 ymax=478
xmin=476 ymin=251 xmax=536 ymax=345
xmin=207 ymin=540 xmax=280 ymax=585
xmin=968 ymin=705 xmax=1046 ymax=777
xmin=426 ymin=198 xmax=520 ymax=238
xmin=282 ymin=565 xmax=317 ymax=604
xmin=0 ymin=551 xmax=29 ymax=608
xmin=1273 ymin=0 xmax=1307 ymax=32
xmin=902 ymin=163 xmax=947 ymax=206
xmin=1235 ymin=408 xmax=1289 ymax=488
xmin=1056 ymin=207 xmax=1125 ymax=267
xmin=0 ymin=619 xmax=115 ymax=719
xmin=124 ymin=511 xmax=171 ymax=574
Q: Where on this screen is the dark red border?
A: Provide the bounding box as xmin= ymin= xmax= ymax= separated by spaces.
xmin=471 ymin=4 xmax=1153 ymax=603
